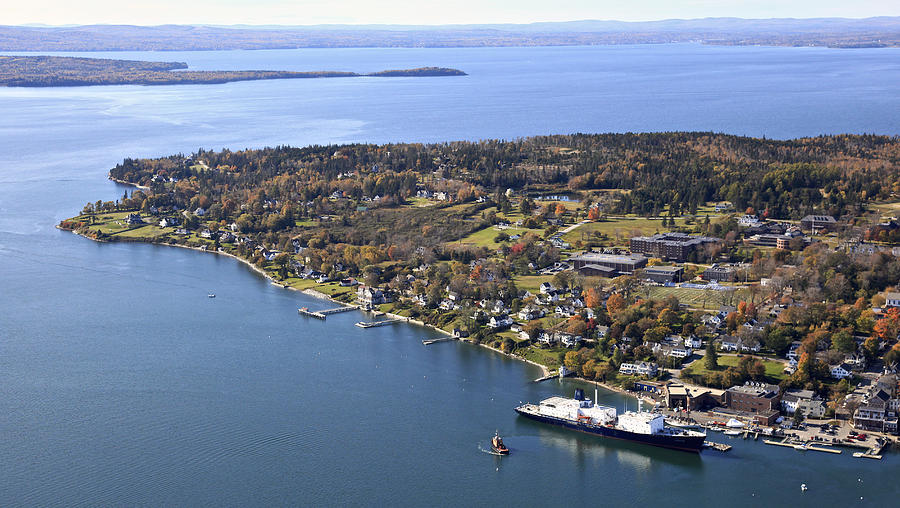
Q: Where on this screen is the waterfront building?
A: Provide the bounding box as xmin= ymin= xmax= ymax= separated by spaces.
xmin=726 ymin=382 xmax=781 ymax=414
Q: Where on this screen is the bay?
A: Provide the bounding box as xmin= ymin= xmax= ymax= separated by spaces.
xmin=1 ymin=44 xmax=899 ymax=506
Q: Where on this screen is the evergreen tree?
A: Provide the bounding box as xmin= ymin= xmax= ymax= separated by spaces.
xmin=704 ymin=341 xmax=719 ymax=370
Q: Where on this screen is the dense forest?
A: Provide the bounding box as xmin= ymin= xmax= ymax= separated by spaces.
xmin=109 ymin=132 xmax=899 ymax=223
xmin=0 ymin=56 xmax=465 ymax=87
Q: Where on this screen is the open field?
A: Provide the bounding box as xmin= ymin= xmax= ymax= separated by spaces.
xmin=455 ymin=224 xmax=540 ymax=248
xmin=682 ymin=354 xmax=787 ymax=383
xmin=647 ymin=285 xmax=750 ymax=310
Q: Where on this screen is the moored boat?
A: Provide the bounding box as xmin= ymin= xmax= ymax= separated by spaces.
xmin=515 ymin=389 xmax=706 ymax=453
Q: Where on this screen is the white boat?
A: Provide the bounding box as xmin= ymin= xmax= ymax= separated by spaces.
xmin=723 ymin=430 xmax=742 ymax=436
xmin=207 ymin=293 xmax=216 ymax=298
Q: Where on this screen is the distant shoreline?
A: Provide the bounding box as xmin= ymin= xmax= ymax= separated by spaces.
xmin=0 ymin=56 xmax=466 ymax=87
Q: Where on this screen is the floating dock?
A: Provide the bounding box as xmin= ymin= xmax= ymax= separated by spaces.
xmin=704 ymin=441 xmax=732 ymax=452
xmin=355 ymin=319 xmax=404 ymax=328
xmin=422 ymin=337 xmax=456 ymax=345
xmin=532 ymin=374 xmax=557 ymax=383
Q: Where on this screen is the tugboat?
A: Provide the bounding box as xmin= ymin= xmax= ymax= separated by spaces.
xmin=491 ymin=431 xmax=509 ymax=455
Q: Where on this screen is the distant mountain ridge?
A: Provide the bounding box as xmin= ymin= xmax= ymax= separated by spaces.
xmin=1 ymin=17 xmax=899 ymax=51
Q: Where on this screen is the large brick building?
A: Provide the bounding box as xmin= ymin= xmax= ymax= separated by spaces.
xmin=726 ymin=382 xmax=781 ymax=413
xmin=629 ymin=233 xmax=720 ymax=262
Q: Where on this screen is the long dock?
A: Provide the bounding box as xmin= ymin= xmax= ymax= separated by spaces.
xmin=355 ymin=319 xmax=404 ymax=328
xmin=533 ymin=374 xmax=557 ymax=383
xmin=320 ymin=306 xmax=358 ymax=315
xmin=763 ymin=439 xmax=843 ymax=454
xmin=298 ymin=307 xmax=327 ymax=319
xmin=422 ymin=337 xmax=456 ymax=345
xmin=298 ymin=305 xmax=359 ymax=319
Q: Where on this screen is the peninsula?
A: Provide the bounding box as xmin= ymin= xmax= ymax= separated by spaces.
xmin=0 ymin=55 xmax=466 ymax=87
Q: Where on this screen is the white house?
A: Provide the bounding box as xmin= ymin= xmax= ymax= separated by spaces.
xmin=539 ymin=282 xmax=555 ymax=295
xmin=488 ymin=315 xmax=513 ymax=330
xmin=830 ymin=363 xmax=852 ymax=380
xmin=684 ymin=335 xmax=702 ymax=349
xmin=619 ymin=362 xmax=658 ymax=377
xmin=886 ymin=292 xmax=900 ymax=308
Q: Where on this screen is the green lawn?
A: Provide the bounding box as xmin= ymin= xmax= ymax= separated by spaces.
xmin=520 ymin=346 xmax=564 ymax=370
xmin=683 ymin=354 xmax=787 ymax=383
xmin=512 ymin=274 xmax=554 ymax=294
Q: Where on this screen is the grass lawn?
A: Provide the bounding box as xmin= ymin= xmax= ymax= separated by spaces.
xmin=520 ymin=346 xmax=564 ymax=370
xmin=647 ymin=285 xmax=750 ymax=310
xmin=512 ymin=274 xmax=554 ymax=294
xmin=683 ymin=354 xmax=787 ymax=383
xmin=455 ymin=224 xmax=539 ymax=248
xmin=561 ymin=217 xmax=667 ymax=246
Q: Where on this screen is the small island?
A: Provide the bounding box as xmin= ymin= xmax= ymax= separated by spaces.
xmin=0 ymin=55 xmax=466 ymax=87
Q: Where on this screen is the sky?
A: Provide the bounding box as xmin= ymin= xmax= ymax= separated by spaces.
xmin=6 ymin=0 xmax=900 ymax=26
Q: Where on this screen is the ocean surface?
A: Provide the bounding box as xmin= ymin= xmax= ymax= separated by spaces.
xmin=1 ymin=45 xmax=899 ymax=506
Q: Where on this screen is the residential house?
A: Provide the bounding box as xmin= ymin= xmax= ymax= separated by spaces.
xmin=830 ymin=363 xmax=852 ymax=380
xmin=781 ymin=389 xmax=826 ymax=418
xmin=618 ymin=362 xmax=658 ymax=377
xmin=124 ymin=213 xmax=144 ymax=225
xmin=488 ymin=315 xmax=513 ymax=330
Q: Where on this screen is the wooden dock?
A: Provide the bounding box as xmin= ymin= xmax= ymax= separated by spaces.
xmin=422 ymin=337 xmax=456 ymax=345
xmin=705 ymin=441 xmax=732 ymax=452
xmin=355 ymin=319 xmax=404 ymax=328
xmin=298 ymin=307 xmax=326 ymax=319
xmin=320 ymin=306 xmax=358 ymax=315
xmin=533 ymin=374 xmax=558 ymax=383
xmin=298 ymin=306 xmax=358 ymax=319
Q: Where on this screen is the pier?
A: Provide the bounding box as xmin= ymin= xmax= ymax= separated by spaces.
xmin=533 ymin=374 xmax=558 ymax=383
xmin=763 ymin=438 xmax=843 ymax=454
xmin=422 ymin=337 xmax=456 ymax=345
xmin=355 ymin=318 xmax=404 ymax=328
xmin=298 ymin=305 xmax=359 ymax=319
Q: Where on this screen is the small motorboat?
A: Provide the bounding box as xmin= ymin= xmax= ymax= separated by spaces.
xmin=491 ymin=431 xmax=509 ymax=455
xmin=208 ymin=293 xmax=216 ymax=298
xmin=723 ymin=430 xmax=741 ymax=437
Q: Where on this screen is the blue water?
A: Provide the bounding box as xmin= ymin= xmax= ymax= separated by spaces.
xmin=1 ymin=45 xmax=899 ymax=506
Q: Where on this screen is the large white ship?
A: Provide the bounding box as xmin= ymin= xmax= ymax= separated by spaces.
xmin=516 ymin=389 xmax=707 ymax=453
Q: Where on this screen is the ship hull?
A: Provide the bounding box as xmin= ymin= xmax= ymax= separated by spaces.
xmin=516 ymin=408 xmax=705 ymax=453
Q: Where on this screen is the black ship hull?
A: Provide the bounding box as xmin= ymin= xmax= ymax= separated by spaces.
xmin=515 ymin=408 xmax=705 ymax=453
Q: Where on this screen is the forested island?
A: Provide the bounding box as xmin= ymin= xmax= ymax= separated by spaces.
xmin=0 ymin=55 xmax=465 ymax=87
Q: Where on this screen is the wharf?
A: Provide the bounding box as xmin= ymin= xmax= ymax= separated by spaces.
xmin=533 ymin=374 xmax=558 ymax=383
xmin=764 ymin=438 xmax=842 ymax=454
xmin=355 ymin=318 xmax=404 ymax=328
xmin=422 ymin=337 xmax=456 ymax=345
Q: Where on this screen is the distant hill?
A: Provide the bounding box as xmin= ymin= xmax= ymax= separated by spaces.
xmin=1 ymin=17 xmax=899 ymax=51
